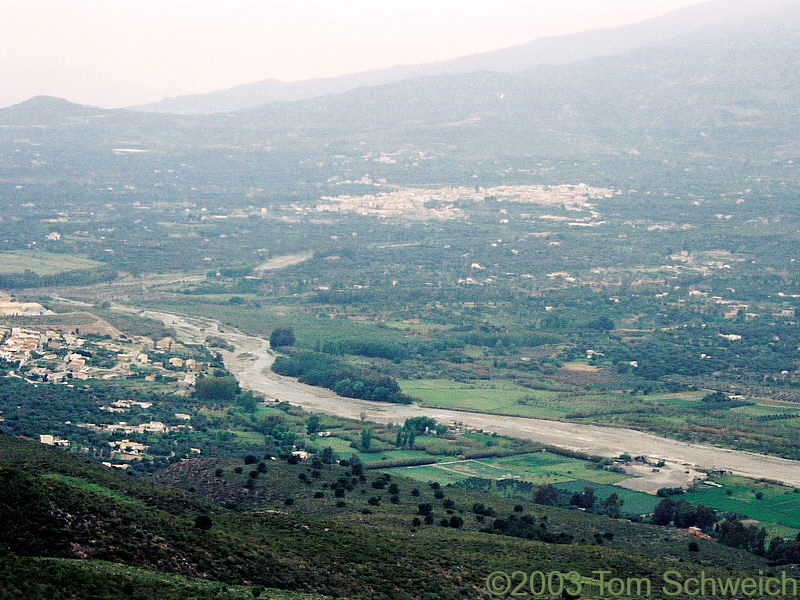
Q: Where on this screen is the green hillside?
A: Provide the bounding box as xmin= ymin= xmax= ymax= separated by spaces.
xmin=0 ymin=434 xmax=788 ymax=600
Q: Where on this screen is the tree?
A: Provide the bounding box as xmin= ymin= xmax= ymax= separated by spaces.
xmin=270 ymin=327 xmax=296 ymax=348
xmin=570 ymin=486 xmax=596 ymax=510
xmin=534 ymin=484 xmax=559 ymax=506
xmin=194 ymin=515 xmax=213 ymax=531
xmin=306 ymin=413 xmax=322 ymax=435
xmin=360 ymin=427 xmax=373 ymax=450
xmin=319 ymin=446 xmax=336 ymax=464
xmin=602 ymin=493 xmax=624 ymax=518
xmin=652 ymin=498 xmax=675 ymax=526
xmin=692 ymin=505 xmax=717 ymax=530
xmin=237 ymin=390 xmax=258 ymax=412
xmin=702 ymin=390 xmax=730 ymax=403
xmin=719 ymin=519 xmax=767 ymax=555
xmin=193 ymin=376 xmax=240 ymax=403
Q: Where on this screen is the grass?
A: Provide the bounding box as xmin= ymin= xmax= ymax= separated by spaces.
xmin=44 ymin=473 xmax=144 ymax=506
xmin=552 ymin=479 xmax=660 ymax=515
xmin=382 ymin=450 xmax=629 ymax=492
xmin=145 ymin=298 xmax=411 ymax=352
xmin=490 ymin=452 xmax=626 ymax=485
xmin=687 ymin=475 xmax=800 ymax=537
xmin=399 ymin=378 xmax=560 ymax=415
xmin=0 ymin=557 xmax=293 ymax=600
xmin=0 ymin=250 xmax=102 ymax=275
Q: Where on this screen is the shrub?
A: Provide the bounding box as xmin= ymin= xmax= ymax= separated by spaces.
xmin=270 ymin=327 xmax=296 ymax=348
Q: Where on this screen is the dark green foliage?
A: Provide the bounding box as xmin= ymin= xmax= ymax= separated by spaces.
xmin=766 ymin=536 xmax=800 ymax=564
xmin=490 ymin=514 xmax=573 ymax=544
xmin=719 ymin=518 xmax=767 ymax=555
xmin=534 ymin=484 xmax=559 ymax=506
xmin=652 ymin=497 xmax=717 ymax=530
xmin=569 ymin=486 xmax=596 ymax=510
xmin=305 ymin=413 xmax=321 ymax=435
xmin=702 ymin=391 xmax=731 ymax=403
xmin=360 ymin=427 xmax=372 ymax=450
xmin=0 ymin=468 xmax=71 ymax=557
xmin=272 ymin=351 xmax=411 ymax=404
xmin=0 ymin=266 xmax=117 ymax=289
xmin=193 ymin=376 xmax=240 ymax=403
xmin=193 ymin=515 xmax=213 ymax=530
xmin=236 ymin=391 xmax=258 ymax=412
xmin=269 ymin=327 xmax=296 ymax=348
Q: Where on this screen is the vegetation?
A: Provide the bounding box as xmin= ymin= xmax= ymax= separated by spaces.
xmin=0 ymin=434 xmax=784 ymax=599
xmin=272 ymin=351 xmax=412 ymax=404
xmin=269 ymin=326 xmax=296 ymax=348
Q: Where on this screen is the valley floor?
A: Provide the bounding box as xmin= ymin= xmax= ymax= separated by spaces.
xmin=129 ymin=305 xmax=800 ymax=489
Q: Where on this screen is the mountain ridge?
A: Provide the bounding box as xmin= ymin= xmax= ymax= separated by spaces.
xmin=130 ymin=0 xmax=793 ymax=115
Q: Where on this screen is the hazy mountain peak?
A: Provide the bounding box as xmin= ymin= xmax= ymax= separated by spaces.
xmin=0 ymin=95 xmax=111 ymax=126
xmin=131 ymin=0 xmax=796 ymax=115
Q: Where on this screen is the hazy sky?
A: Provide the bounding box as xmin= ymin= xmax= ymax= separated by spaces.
xmin=2 ymin=0 xmax=710 ymax=108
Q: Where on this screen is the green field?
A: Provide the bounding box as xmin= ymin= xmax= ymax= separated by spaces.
xmin=398 ymin=378 xmax=565 ymax=416
xmin=552 ymin=479 xmax=660 ymax=516
xmin=383 ymin=450 xmax=631 ymax=492
xmin=490 ymin=452 xmax=626 ymax=484
xmin=382 ymin=452 xmax=658 ymax=515
xmin=0 ymin=250 xmax=102 ymax=275
xmin=146 ymin=297 xmax=413 ymax=351
xmin=687 ymin=476 xmax=800 ymax=537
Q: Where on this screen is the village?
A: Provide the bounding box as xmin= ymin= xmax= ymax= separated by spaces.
xmin=299 ymin=183 xmax=616 ymax=220
xmin=0 ymin=293 xmax=219 ymax=468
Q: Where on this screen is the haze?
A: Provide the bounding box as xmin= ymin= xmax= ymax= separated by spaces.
xmin=3 ymin=0 xmax=709 ymax=109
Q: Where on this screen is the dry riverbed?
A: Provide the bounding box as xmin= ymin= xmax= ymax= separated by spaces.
xmin=120 ymin=305 xmax=800 ymax=489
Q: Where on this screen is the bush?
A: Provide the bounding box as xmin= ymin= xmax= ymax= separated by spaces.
xmin=270 ymin=327 xmax=296 ymax=348
xmin=194 ymin=376 xmax=240 ymax=403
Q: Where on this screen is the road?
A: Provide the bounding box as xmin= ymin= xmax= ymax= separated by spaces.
xmin=119 ymin=305 xmax=800 ymax=488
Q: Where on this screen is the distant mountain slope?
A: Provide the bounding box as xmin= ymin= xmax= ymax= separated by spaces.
xmin=0 ymin=95 xmax=115 ymax=126
xmin=227 ymin=1 xmax=800 ymax=163
xmin=0 ymin=2 xmax=797 ymax=188
xmin=132 ymin=0 xmax=791 ymax=115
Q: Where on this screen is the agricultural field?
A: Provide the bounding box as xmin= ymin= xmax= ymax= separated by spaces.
xmin=383 ymin=450 xmax=661 ymax=515
xmin=145 ymin=297 xmax=410 ymax=352
xmin=552 ymin=479 xmax=660 ymax=516
xmin=398 ymin=378 xmax=565 ymax=417
xmin=0 ymin=250 xmax=102 ymax=275
xmin=687 ymin=475 xmax=800 ymax=537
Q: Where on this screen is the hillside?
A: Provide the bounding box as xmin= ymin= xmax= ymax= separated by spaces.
xmin=0 ymin=434 xmax=783 ymax=599
xmin=1 ymin=3 xmax=798 ymax=192
xmin=131 ymin=0 xmax=790 ymax=115
xmin=0 ymin=95 xmax=116 ymax=127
